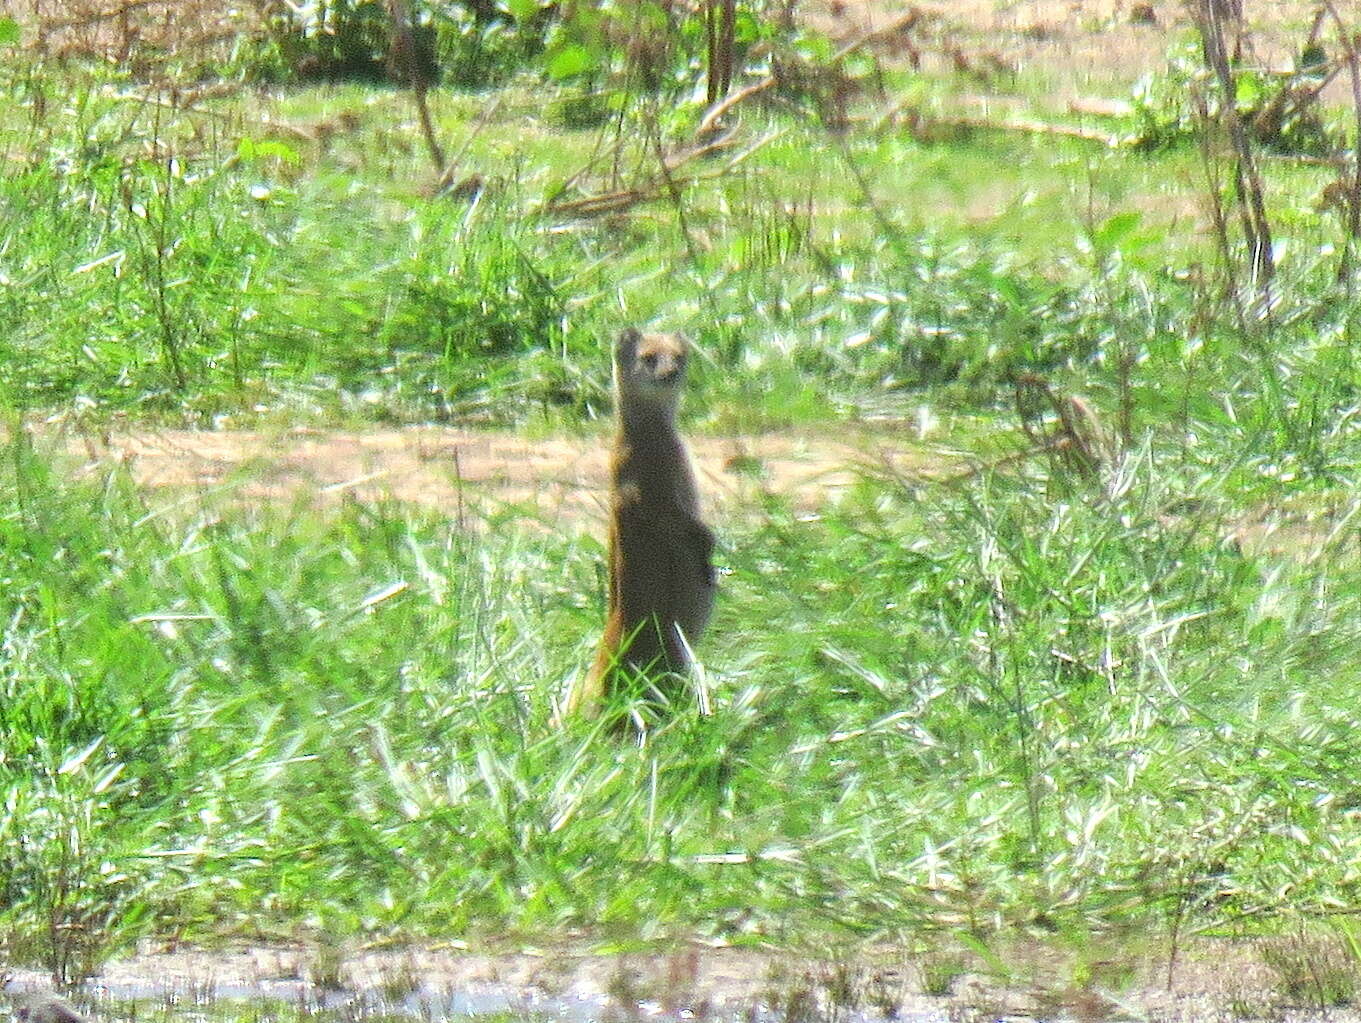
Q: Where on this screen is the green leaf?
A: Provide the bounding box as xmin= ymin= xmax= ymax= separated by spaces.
xmin=236 ymin=137 xmax=301 ymax=166
xmin=546 ymin=44 xmax=596 ymax=80
xmin=1093 ymin=210 xmax=1142 ymax=251
xmin=1235 ymin=72 xmax=1263 ymax=109
xmin=0 ymin=18 xmax=18 ymax=45
xmin=796 ymin=34 xmax=833 ymax=61
xmin=1299 ymin=43 xmax=1327 ymax=72
xmin=504 ymin=0 xmax=540 ymax=24
xmin=733 ymin=10 xmax=760 ymax=45
xmin=59 ymin=736 xmax=105 ymax=775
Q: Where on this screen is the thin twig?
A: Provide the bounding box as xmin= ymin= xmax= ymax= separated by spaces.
xmin=542 ymin=128 xmax=770 ymax=218
xmin=1195 ymin=0 xmax=1275 ymax=296
xmin=697 ymin=77 xmax=776 ymax=135
xmin=388 ymin=0 xmax=445 ymax=171
xmin=40 ymin=0 xmax=157 ymax=32
xmin=1191 ymin=84 xmax=1247 ymax=334
xmin=436 ymin=95 xmax=503 ymax=193
xmin=1323 ymin=1 xmax=1361 ymax=285
xmin=872 ymin=105 xmax=1116 ymax=144
xmin=696 ymin=10 xmax=918 ymax=136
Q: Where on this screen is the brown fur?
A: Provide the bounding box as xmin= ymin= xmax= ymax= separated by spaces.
xmin=566 ymin=328 xmax=716 ymax=720
xmin=14 ymin=997 xmax=85 ymax=1023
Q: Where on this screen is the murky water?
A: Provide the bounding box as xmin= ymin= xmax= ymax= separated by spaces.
xmin=5 ymin=971 xmax=942 ymax=1023
xmin=7 ymin=937 xmax=1352 ymax=1023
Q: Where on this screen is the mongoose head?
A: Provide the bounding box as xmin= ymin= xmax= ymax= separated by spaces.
xmin=11 ymin=996 xmax=85 ymax=1023
xmin=614 ymin=328 xmax=690 ymax=412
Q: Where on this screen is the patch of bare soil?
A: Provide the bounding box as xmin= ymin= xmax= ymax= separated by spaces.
xmin=54 ymin=423 xmax=1326 ymax=556
xmin=807 ymin=0 xmax=1325 ymax=99
xmin=59 ymin=425 xmax=945 ymax=528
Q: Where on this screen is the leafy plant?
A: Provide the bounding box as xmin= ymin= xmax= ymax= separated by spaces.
xmin=258 ymin=0 xmax=437 ymax=82
xmin=1127 ymin=36 xmax=1337 ymax=156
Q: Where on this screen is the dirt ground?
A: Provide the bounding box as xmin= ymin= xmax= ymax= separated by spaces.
xmin=810 ymin=0 xmax=1328 ymax=102
xmin=57 ymin=423 xmax=945 ymax=528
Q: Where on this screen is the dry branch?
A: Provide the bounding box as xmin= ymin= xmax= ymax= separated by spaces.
xmin=436 ymin=96 xmax=504 ymax=194
xmin=1067 ymin=97 xmax=1134 ymax=118
xmin=39 ymin=0 xmax=158 ymax=33
xmin=1195 ymin=0 xmax=1275 ymax=292
xmin=871 ymin=103 xmax=1115 ymax=144
xmin=695 ymin=10 xmax=920 ymax=137
xmin=1323 ymin=0 xmax=1361 ymax=282
xmin=1014 ymin=372 xmax=1111 ymax=483
xmin=388 ymin=0 xmax=445 ymax=172
xmin=697 ymin=78 xmax=777 ymax=136
xmin=830 ymin=11 xmax=925 ymax=62
xmin=542 ymin=130 xmax=775 ymax=218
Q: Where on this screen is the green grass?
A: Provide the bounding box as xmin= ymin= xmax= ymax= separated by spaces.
xmin=9 ymin=23 xmax=1361 ymax=990
xmin=6 ymin=423 xmax=1361 ymax=974
xmin=0 ymin=62 xmax=1348 ymax=438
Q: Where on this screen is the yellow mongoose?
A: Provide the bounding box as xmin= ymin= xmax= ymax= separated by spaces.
xmin=567 ymin=328 xmax=716 ymax=719
xmin=12 ymin=996 xmax=85 ymax=1023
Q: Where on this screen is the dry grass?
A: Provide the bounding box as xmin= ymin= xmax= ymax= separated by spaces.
xmin=811 ymin=0 xmax=1335 ymax=100
xmin=12 ymin=0 xmax=260 ymax=66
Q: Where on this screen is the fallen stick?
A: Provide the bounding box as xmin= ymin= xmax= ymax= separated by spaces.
xmin=542 ymin=130 xmax=781 ymax=218
xmin=873 ymin=105 xmax=1116 ymax=144
xmin=697 ymin=77 xmax=777 ymax=136
xmin=436 ymin=95 xmax=504 ymax=193
xmin=696 ymin=10 xmax=922 ymax=136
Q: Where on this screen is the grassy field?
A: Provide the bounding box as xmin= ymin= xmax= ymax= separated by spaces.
xmin=7 ymin=0 xmax=1361 ymax=1009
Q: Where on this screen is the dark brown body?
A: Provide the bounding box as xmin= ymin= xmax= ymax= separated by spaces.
xmin=13 ymin=996 xmax=85 ymax=1023
xmin=567 ymin=329 xmax=716 ymax=718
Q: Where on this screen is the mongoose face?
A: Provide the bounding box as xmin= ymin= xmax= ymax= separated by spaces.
xmin=615 ymin=328 xmax=689 ymax=410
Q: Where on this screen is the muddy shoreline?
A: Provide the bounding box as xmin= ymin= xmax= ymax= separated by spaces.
xmin=7 ymin=936 xmax=1360 ymax=1023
